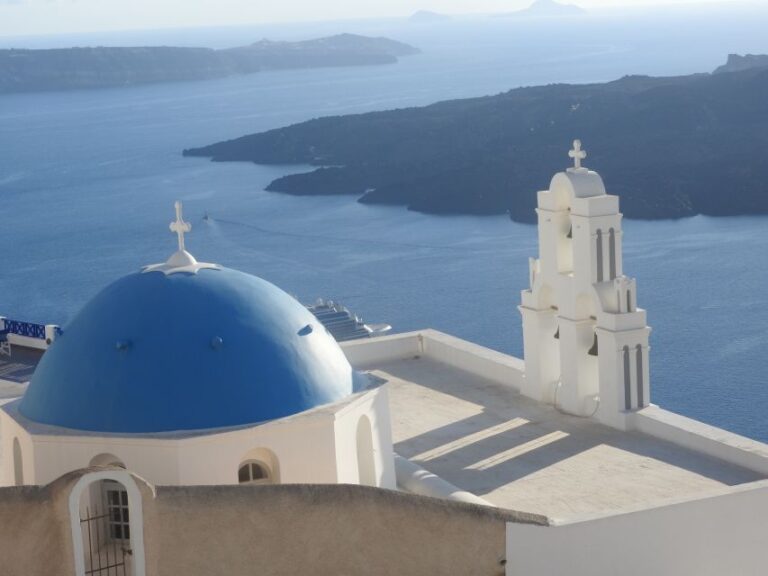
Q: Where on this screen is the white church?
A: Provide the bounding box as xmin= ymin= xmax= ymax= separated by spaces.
xmin=0 ymin=141 xmax=766 ymax=576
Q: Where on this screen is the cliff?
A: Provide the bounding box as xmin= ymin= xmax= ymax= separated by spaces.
xmin=183 ymin=56 xmax=768 ymax=222
xmin=713 ymin=54 xmax=768 ymax=74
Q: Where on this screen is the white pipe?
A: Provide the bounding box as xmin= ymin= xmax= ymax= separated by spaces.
xmin=394 ymin=454 xmax=495 ymax=507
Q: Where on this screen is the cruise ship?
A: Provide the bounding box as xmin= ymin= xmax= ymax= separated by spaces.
xmin=305 ymin=298 xmax=391 ymax=342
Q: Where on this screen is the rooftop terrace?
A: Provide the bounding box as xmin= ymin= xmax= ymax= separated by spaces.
xmin=343 ymin=331 xmax=766 ymax=520
xmin=0 ymin=345 xmax=42 ymax=400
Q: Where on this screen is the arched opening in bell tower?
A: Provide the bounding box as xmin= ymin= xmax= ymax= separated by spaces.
xmin=596 ymin=229 xmax=604 ymax=282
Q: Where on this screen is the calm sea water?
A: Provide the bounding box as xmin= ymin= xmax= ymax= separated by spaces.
xmin=1 ymin=13 xmax=767 ymax=440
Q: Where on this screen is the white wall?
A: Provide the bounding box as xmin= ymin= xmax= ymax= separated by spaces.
xmin=342 ymin=330 xmax=525 ymax=392
xmin=332 ymin=385 xmax=396 ymax=489
xmin=633 ymin=405 xmax=768 ymax=475
xmin=342 ymin=332 xmax=422 ymax=367
xmin=6 ymin=388 xmax=385 ymax=487
xmin=506 ymin=480 xmax=768 ymax=576
xmin=0 ymin=413 xmax=34 ymax=486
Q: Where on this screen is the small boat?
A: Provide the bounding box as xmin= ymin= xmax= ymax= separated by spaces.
xmin=305 ymin=299 xmax=391 ymax=343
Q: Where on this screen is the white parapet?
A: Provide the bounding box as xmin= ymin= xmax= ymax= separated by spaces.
xmin=506 ymin=479 xmax=768 ymax=576
xmin=342 ymin=330 xmax=525 ymax=392
xmin=632 ymin=405 xmax=768 ymax=475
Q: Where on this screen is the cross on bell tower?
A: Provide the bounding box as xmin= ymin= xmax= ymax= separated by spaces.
xmin=568 ymin=139 xmax=587 ymax=170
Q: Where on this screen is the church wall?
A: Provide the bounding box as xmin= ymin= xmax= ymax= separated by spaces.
xmin=506 ymin=479 xmax=768 ymax=576
xmin=332 ymin=386 xmax=396 ymax=488
xmin=30 ymin=435 xmax=182 ymax=486
xmin=175 ymin=408 xmax=340 ymax=485
xmin=0 ymin=413 xmax=34 ymax=486
xmin=13 ymin=392 xmax=381 ymax=488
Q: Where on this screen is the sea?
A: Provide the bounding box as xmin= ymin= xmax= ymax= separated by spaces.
xmin=1 ymin=6 xmax=767 ymax=441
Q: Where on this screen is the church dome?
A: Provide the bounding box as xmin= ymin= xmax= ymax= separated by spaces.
xmin=19 ymin=265 xmax=359 ymax=434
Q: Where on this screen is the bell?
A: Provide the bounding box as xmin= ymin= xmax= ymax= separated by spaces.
xmin=588 ymin=333 xmax=599 ymax=356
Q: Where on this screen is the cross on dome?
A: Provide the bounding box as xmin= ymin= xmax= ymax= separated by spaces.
xmin=170 ymin=201 xmax=191 ymax=252
xmin=568 ymin=139 xmax=587 ymax=170
xmin=142 ymin=201 xmax=221 ymax=276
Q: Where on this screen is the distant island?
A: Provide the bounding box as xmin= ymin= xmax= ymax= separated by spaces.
xmin=183 ymin=55 xmax=768 ymax=222
xmin=496 ymin=0 xmax=586 ymax=18
xmin=0 ymin=34 xmax=420 ymax=94
xmin=714 ymin=53 xmax=768 ymax=74
xmin=409 ymin=10 xmax=452 ymax=23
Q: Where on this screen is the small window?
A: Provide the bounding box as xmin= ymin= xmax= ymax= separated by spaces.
xmin=101 ymin=480 xmax=130 ymax=541
xmin=238 ymin=461 xmax=270 ymax=484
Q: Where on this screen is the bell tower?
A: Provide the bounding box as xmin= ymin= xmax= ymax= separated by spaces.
xmin=519 ymin=141 xmax=651 ymax=429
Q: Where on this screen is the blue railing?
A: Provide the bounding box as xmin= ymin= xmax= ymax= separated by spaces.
xmin=3 ymin=319 xmax=47 ymax=340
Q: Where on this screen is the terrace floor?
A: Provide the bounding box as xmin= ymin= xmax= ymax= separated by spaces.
xmin=0 ymin=345 xmax=42 ymax=400
xmin=361 ymin=355 xmax=764 ymax=519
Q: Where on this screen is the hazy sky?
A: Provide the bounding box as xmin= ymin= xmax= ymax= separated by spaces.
xmin=0 ymin=0 xmax=743 ymax=38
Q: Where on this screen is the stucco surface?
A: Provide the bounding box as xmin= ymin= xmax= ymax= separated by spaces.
xmin=153 ymin=484 xmax=535 ymax=576
xmin=0 ymin=472 xmax=85 ymax=576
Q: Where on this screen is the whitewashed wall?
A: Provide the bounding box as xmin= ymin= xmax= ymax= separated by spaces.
xmin=332 ymin=385 xmax=396 ymax=488
xmin=506 ymin=480 xmax=768 ymax=576
xmin=2 ymin=386 xmax=388 ymax=488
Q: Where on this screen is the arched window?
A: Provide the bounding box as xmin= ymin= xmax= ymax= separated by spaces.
xmin=596 ymin=229 xmax=604 ymax=282
xmin=13 ymin=438 xmax=23 ymax=486
xmin=238 ymin=461 xmax=271 ymax=485
xmin=237 ymin=448 xmax=279 ymax=485
xmin=623 ymin=346 xmax=631 ymax=410
xmin=609 ymin=228 xmax=617 ymax=280
xmin=627 ymin=289 xmax=633 ymax=313
xmin=636 ymin=344 xmax=645 ymax=407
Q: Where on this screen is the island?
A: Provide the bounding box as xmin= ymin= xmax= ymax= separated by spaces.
xmin=409 ymin=10 xmax=452 ymax=23
xmin=0 ymin=34 xmax=420 ymax=94
xmin=496 ymin=0 xmax=586 ymax=18
xmin=183 ymin=55 xmax=768 ymax=222
xmin=713 ymin=53 xmax=768 ymax=74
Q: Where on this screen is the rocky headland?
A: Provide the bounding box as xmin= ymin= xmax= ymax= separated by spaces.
xmin=183 ymin=55 xmax=768 ymax=222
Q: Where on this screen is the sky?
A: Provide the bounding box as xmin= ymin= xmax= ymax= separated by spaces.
xmin=0 ymin=0 xmax=744 ymax=38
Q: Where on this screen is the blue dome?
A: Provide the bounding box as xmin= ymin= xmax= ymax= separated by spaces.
xmin=19 ymin=267 xmax=358 ymax=433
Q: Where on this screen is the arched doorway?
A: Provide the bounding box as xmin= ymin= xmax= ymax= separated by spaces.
xmin=356 ymin=415 xmax=377 ymax=487
xmin=86 ymin=453 xmax=129 ymax=551
xmin=69 ymin=470 xmax=146 ymax=576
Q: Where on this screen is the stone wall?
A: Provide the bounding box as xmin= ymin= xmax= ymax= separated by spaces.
xmin=151 ymin=484 xmax=542 ymax=576
xmin=0 ymin=469 xmax=545 ymax=576
xmin=0 ymin=483 xmax=73 ymax=576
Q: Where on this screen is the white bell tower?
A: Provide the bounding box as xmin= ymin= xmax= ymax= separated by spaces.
xmin=519 ymin=140 xmax=651 ymax=429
